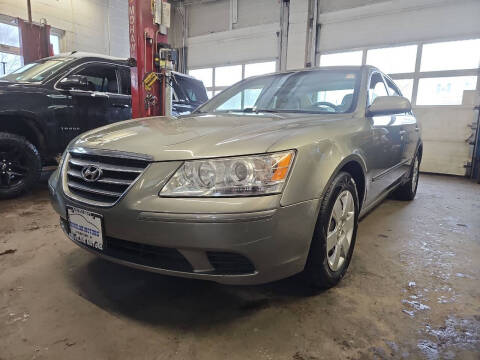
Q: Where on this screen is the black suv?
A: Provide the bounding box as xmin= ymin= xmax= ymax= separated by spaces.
xmin=0 ymin=52 xmax=208 ymax=199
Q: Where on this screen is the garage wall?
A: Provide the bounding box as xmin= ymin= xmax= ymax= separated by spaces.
xmin=186 ymin=0 xmax=280 ymax=69
xmin=0 ymin=0 xmax=129 ymax=57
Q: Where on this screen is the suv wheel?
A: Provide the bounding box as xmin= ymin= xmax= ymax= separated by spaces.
xmin=0 ymin=132 xmax=42 ymax=199
xmin=394 ymin=152 xmax=420 ymax=201
xmin=304 ymin=171 xmax=359 ymax=289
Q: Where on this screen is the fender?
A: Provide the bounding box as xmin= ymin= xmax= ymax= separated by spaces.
xmin=320 ymin=152 xmax=368 ymax=210
xmin=0 ymin=110 xmax=47 ymax=155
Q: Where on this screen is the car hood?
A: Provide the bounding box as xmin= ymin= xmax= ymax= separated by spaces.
xmin=73 ymin=112 xmax=349 ymax=161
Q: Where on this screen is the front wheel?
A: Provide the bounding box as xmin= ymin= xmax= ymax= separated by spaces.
xmin=0 ymin=132 xmax=42 ymax=199
xmin=303 ymin=172 xmax=359 ymax=289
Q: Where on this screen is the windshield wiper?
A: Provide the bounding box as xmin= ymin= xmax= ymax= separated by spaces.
xmin=254 ymin=109 xmax=279 ymax=113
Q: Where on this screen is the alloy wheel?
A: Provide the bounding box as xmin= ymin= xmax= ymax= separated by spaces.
xmin=0 ymin=145 xmax=28 ymax=188
xmin=326 ymin=190 xmax=355 ymax=271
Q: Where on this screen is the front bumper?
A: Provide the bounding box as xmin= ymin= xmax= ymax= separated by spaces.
xmin=49 ymin=165 xmax=319 ymax=285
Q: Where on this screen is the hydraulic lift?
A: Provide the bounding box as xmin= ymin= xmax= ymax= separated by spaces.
xmin=128 ymin=0 xmax=176 ymax=119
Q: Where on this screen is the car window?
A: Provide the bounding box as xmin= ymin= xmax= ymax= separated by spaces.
xmin=118 ymin=67 xmax=131 ymax=95
xmin=384 ymin=77 xmax=402 ymax=97
xmin=172 ymin=75 xmax=208 ymax=103
xmin=76 ymin=64 xmax=118 ymax=93
xmin=368 ymin=72 xmax=388 ymax=105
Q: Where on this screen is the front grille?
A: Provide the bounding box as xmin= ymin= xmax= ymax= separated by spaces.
xmin=65 ymin=149 xmax=150 ymax=206
xmin=207 ymin=252 xmax=256 ymax=275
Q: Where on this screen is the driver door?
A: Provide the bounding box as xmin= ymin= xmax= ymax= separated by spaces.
xmin=55 ymin=62 xmax=119 ymax=148
xmin=364 ymin=72 xmax=404 ymax=205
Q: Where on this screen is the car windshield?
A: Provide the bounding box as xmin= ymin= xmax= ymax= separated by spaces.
xmin=0 ymin=57 xmax=74 ymax=83
xmin=173 ymin=74 xmax=208 ymax=104
xmin=197 ymin=69 xmax=360 ymax=115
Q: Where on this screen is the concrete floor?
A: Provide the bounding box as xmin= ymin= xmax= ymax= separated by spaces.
xmin=0 ymin=174 xmax=479 ymax=360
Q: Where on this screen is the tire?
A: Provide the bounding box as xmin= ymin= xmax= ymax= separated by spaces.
xmin=0 ymin=132 xmax=42 ymax=199
xmin=393 ymin=151 xmax=420 ymax=201
xmin=303 ymin=172 xmax=359 ymax=289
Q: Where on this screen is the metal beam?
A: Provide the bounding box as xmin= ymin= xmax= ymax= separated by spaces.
xmin=26 ymin=0 xmax=32 ymax=23
xmin=278 ymin=0 xmax=289 ymax=71
xmin=304 ymin=0 xmax=318 ymax=68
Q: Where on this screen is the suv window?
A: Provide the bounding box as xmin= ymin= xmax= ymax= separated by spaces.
xmin=368 ymin=72 xmax=388 ymax=105
xmin=118 ymin=67 xmax=131 ymax=95
xmin=76 ymin=64 xmax=118 ymax=93
xmin=384 ymin=77 xmax=402 ymax=97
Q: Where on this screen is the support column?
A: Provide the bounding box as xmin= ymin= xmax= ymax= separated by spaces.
xmin=278 ymin=0 xmax=290 ymax=71
xmin=128 ymin=0 xmax=168 ymax=118
xmin=304 ymin=0 xmax=318 ymax=68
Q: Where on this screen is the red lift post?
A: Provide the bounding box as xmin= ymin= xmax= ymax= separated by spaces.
xmin=128 ymin=0 xmax=169 ymax=119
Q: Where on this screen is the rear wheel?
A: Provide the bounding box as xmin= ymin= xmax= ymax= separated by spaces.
xmin=394 ymin=152 xmax=420 ymax=201
xmin=0 ymin=132 xmax=41 ymax=199
xmin=304 ymin=172 xmax=359 ymax=289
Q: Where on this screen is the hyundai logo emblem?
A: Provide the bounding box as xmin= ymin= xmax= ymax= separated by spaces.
xmin=81 ymin=165 xmax=103 ymax=182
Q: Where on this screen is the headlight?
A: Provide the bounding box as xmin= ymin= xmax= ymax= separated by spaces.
xmin=160 ymin=150 xmax=295 ymax=197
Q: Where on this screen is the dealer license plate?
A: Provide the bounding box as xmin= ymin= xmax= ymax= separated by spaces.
xmin=66 ymin=206 xmax=104 ymax=251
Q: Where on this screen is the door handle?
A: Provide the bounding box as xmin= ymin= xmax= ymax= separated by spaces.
xmin=91 ymin=92 xmax=109 ymax=98
xmin=111 ymin=104 xmax=130 ymax=108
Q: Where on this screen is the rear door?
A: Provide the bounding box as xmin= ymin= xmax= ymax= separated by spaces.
xmin=69 ymin=62 xmax=118 ymax=131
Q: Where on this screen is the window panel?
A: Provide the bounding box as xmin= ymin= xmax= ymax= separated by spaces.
xmin=207 ymin=91 xmax=214 ymax=99
xmin=0 ymin=52 xmax=22 ymax=75
xmin=119 ymin=68 xmax=131 ymax=95
xmin=244 ymin=61 xmax=276 ymax=78
xmin=384 ymin=78 xmax=401 ymax=96
xmin=214 ymin=65 xmax=242 ymax=87
xmin=0 ymin=22 xmax=20 ymax=47
xmin=420 ymin=39 xmax=480 ymax=72
xmin=319 ymin=50 xmax=362 ymax=67
xmin=50 ymin=34 xmax=60 ymax=55
xmin=188 ymin=68 xmax=213 ymax=88
xmin=392 ymin=79 xmax=414 ymax=101
xmin=368 ymin=73 xmax=388 ymax=105
xmin=366 ymin=45 xmax=417 ymax=74
xmin=416 ymin=76 xmax=477 ymax=105
xmin=77 ymin=65 xmax=118 ymax=93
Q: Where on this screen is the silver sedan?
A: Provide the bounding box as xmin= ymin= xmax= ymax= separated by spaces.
xmin=49 ymin=65 xmax=422 ymax=288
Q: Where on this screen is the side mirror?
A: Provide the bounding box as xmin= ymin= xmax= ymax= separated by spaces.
xmin=58 ymin=75 xmax=88 ymax=90
xmin=366 ymin=96 xmax=411 ymax=117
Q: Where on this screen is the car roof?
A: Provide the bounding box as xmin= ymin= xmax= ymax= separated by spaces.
xmin=231 ymin=65 xmax=379 ymax=84
xmin=273 ymin=65 xmax=379 ymax=76
xmin=41 ymin=51 xmax=129 ymax=64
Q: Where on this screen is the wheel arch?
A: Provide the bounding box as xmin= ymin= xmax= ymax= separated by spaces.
xmin=0 ymin=112 xmax=47 ymax=159
xmin=323 ymin=154 xmax=367 ymax=212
